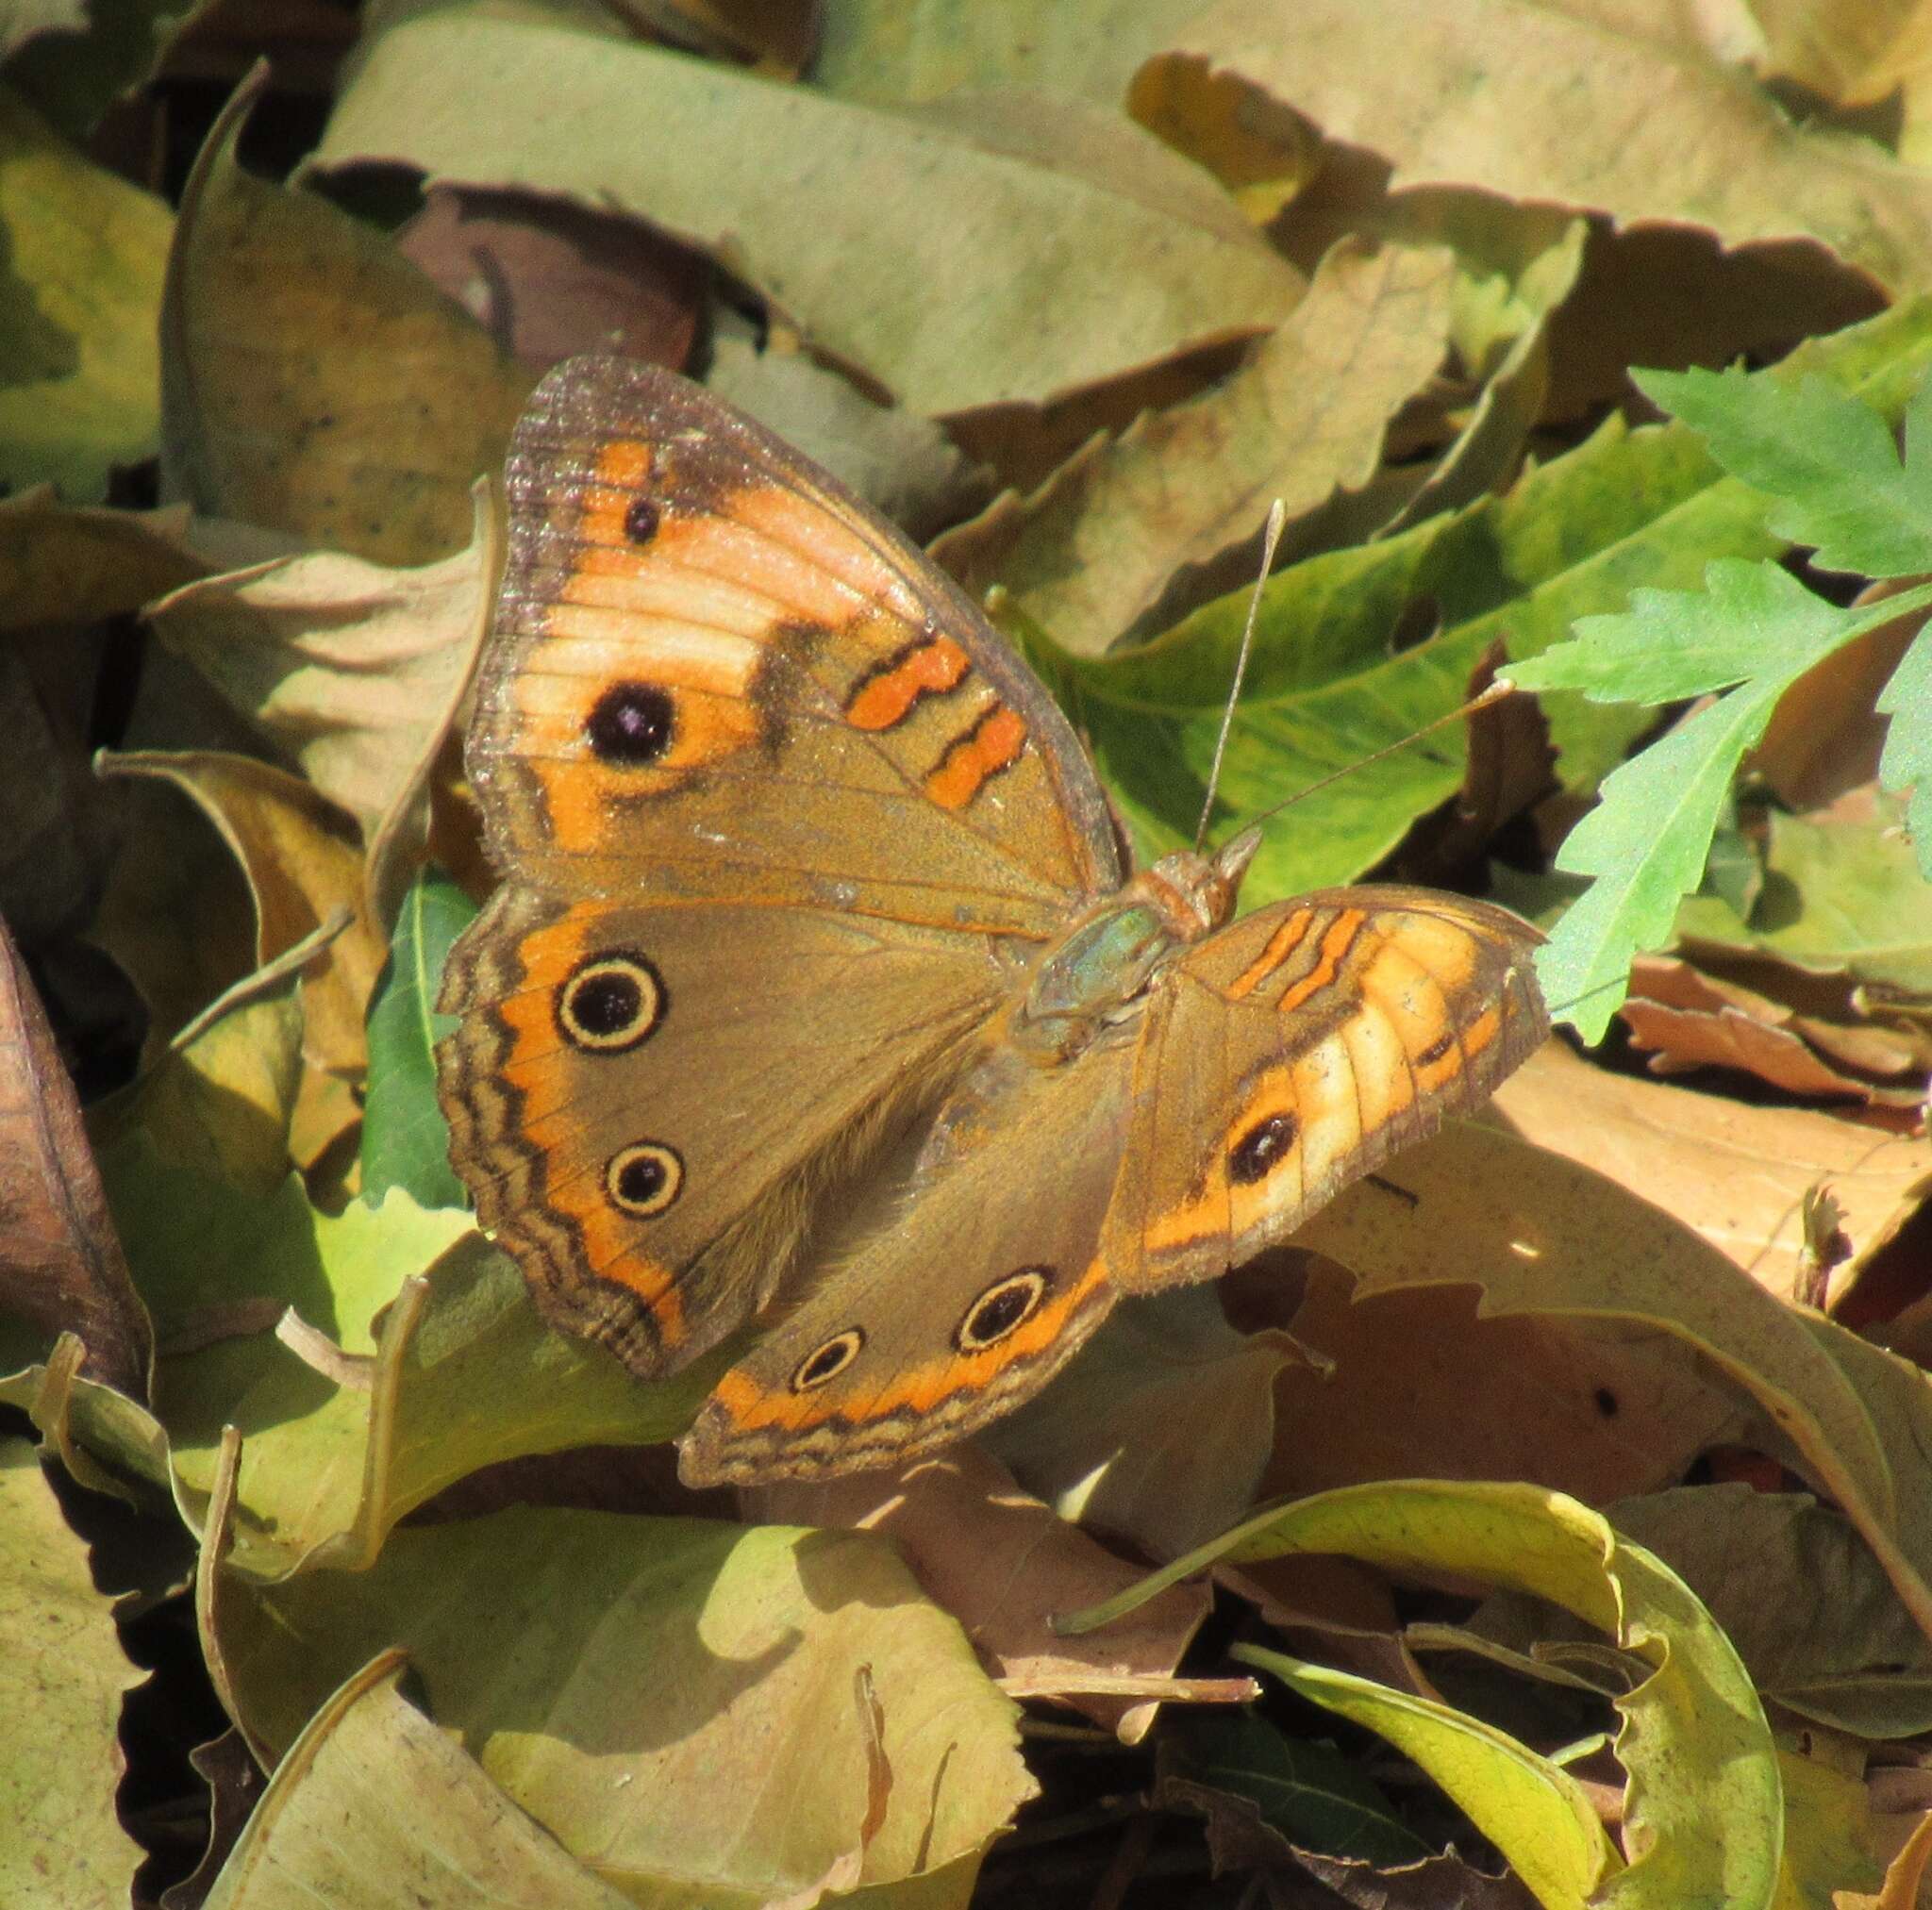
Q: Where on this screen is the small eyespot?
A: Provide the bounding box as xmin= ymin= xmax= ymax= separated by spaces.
xmin=623 ymin=495 xmax=660 ymax=544
xmin=1228 ymin=1112 xmax=1297 ymax=1186
xmin=586 ymin=681 xmax=675 ymax=764
xmin=792 ymin=1330 xmax=864 ymax=1391
xmin=557 ymin=954 xmax=664 ymax=1053
xmin=606 ymin=1142 xmax=682 ymax=1217
xmin=956 ymin=1268 xmax=1050 ymax=1354
xmin=1416 ymin=1030 xmax=1457 ymax=1066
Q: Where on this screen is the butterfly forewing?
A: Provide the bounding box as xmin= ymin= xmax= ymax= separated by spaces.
xmin=472 ymin=355 xmax=1122 ymax=935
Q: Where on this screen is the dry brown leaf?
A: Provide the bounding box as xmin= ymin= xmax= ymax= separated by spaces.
xmin=1241 ymin=1254 xmax=1752 ymax=1508
xmin=1539 ymin=223 xmax=1885 ymax=423
xmin=988 ymin=1288 xmax=1305 ymax=1562
xmin=1623 ymin=955 xmax=1924 ymax=1102
xmin=96 ymin=751 xmax=385 ymax=1078
xmin=161 ymin=68 xmax=532 ymax=566
xmin=1755 ymin=588 xmax=1924 ymax=811
xmin=394 ymin=184 xmax=708 ymax=374
xmin=0 ymin=489 xmax=205 ymax=630
xmin=1748 ymin=0 xmax=1925 ymax=108
xmin=1490 ymin=1040 xmax=1929 ymax=1304
xmin=1158 ymin=0 xmax=1932 ymax=291
xmin=0 ymin=919 xmax=151 ymax=1397
xmin=749 ymin=1444 xmax=1212 ymax=1744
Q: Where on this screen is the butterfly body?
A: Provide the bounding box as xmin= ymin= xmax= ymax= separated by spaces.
xmin=437 ymin=355 xmax=1549 ymax=1486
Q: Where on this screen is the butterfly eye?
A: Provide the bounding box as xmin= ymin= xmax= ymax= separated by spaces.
xmin=1227 ymin=1111 xmax=1297 ymax=1185
xmin=956 ymin=1268 xmax=1050 ymax=1353
xmin=792 ymin=1330 xmax=864 ymax=1391
xmin=606 ymin=1142 xmax=683 ymax=1217
xmin=556 ymin=953 xmax=665 ymax=1052
xmin=586 ymin=680 xmax=676 ymax=765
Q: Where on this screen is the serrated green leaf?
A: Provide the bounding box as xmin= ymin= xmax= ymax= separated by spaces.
xmin=1512 ymin=569 xmax=1932 ymax=1038
xmin=1635 ymin=364 xmax=1932 ymax=580
xmin=1876 ymin=622 xmax=1932 ymax=881
xmin=362 ymin=870 xmax=476 ymax=1210
xmin=1511 ymin=558 xmax=1854 ymax=705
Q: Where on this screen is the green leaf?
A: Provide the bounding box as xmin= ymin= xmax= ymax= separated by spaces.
xmin=1635 ymin=363 xmax=1932 ymax=580
xmin=1158 ymin=1711 xmax=1430 ymax=1868
xmin=1022 ymin=297 xmax=1932 ymax=899
xmin=1876 ymin=623 xmax=1932 ymax=877
xmin=0 ymin=84 xmax=171 ymax=498
xmin=1676 ymin=806 xmax=1932 ymax=994
xmin=0 ymin=1439 xmax=145 ymax=1905
xmin=1060 ymin=1478 xmax=1780 ymax=1910
xmin=102 ymin=1139 xmax=710 ymax=1574
xmin=214 ymin=1508 xmax=1031 ymax=1905
xmin=203 ymin=1653 xmax=636 ymax=1909
xmin=1234 ymin=1645 xmax=1617 ymax=1908
xmin=362 ymin=870 xmax=476 ymax=1210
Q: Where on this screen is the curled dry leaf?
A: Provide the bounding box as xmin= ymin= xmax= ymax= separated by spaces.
xmin=933 ymin=236 xmax=1457 ymax=655
xmin=1622 ymin=954 xmax=1925 ymax=1104
xmin=0 ymin=920 xmax=151 ymax=1397
xmin=95 ymin=751 xmax=385 ymax=1079
xmin=146 ymin=487 xmax=497 ymax=930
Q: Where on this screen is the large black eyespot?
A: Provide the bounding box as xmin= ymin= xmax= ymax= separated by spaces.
xmin=606 ymin=1142 xmax=683 ymax=1217
xmin=556 ymin=954 xmax=664 ymax=1053
xmin=1228 ymin=1112 xmax=1297 ymax=1185
xmin=955 ymin=1268 xmax=1050 ymax=1354
xmin=792 ymin=1330 xmax=864 ymax=1392
xmin=623 ymin=495 xmax=660 ymax=544
xmin=586 ymin=681 xmax=675 ymax=764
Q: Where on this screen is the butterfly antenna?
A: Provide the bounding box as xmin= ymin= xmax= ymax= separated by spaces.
xmin=1195 ymin=499 xmax=1289 ymax=851
xmin=1234 ymin=679 xmax=1521 ymax=840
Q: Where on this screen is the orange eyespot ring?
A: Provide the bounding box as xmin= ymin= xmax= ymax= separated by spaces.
xmin=955 ymin=1268 xmax=1050 ymax=1353
xmin=557 ymin=954 xmax=665 ymax=1053
xmin=605 ymin=1142 xmax=683 ymax=1217
xmin=791 ymin=1330 xmax=864 ymax=1392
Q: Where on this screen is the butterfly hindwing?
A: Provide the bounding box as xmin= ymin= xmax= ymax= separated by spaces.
xmin=439 ymin=892 xmax=1009 ymax=1375
xmin=679 ymin=1031 xmax=1136 ymax=1483
xmin=1108 ymin=887 xmax=1548 ymax=1291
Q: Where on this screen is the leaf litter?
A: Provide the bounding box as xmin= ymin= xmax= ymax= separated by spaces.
xmin=3 ymin=0 xmax=1932 ymax=1903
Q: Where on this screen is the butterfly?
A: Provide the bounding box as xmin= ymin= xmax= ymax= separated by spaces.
xmin=436 ymin=355 xmax=1549 ymax=1486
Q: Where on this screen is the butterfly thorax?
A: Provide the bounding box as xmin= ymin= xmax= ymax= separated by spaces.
xmin=1011 ymin=833 xmax=1259 ymax=1062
